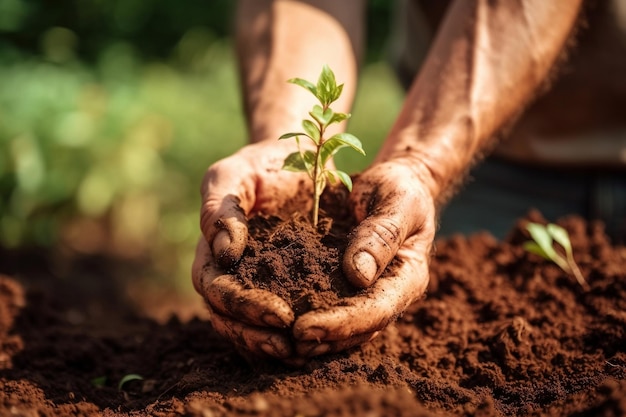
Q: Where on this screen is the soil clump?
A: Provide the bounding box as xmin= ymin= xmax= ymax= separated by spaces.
xmin=232 ymin=187 xmax=358 ymax=315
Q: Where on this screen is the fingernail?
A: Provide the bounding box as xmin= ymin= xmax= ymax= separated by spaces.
xmin=306 ymin=343 xmax=330 ymax=357
xmin=212 ymin=230 xmax=231 ymax=257
xmin=262 ymin=312 xmax=287 ymax=328
xmin=260 ymin=342 xmax=279 ymax=357
xmin=301 ymin=327 xmax=327 ymax=342
xmin=353 ymin=251 xmax=377 ymax=284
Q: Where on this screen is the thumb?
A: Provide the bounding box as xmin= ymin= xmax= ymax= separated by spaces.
xmin=200 ymin=158 xmax=255 ymax=267
xmin=343 ymin=210 xmax=412 ymax=288
xmin=343 ymin=169 xmax=433 ymax=287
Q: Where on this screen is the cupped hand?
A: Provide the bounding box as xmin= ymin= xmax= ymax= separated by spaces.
xmin=192 ymin=141 xmax=313 ymax=360
xmin=193 ymin=146 xmax=437 ymax=362
xmin=292 ymin=159 xmax=437 ymax=357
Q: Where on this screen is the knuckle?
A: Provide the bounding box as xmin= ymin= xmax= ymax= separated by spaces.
xmin=367 ymin=218 xmax=404 ymax=250
xmin=199 ymin=205 xmax=215 ymax=237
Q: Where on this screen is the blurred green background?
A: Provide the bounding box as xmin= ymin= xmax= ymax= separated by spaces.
xmin=0 ymin=0 xmax=405 ymax=297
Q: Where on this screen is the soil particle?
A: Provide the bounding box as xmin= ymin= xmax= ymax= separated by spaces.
xmin=1 ymin=212 xmax=625 ymax=416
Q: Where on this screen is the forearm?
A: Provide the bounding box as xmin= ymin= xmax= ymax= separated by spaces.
xmin=236 ymin=0 xmax=365 ymax=143
xmin=378 ymin=0 xmax=583 ymax=204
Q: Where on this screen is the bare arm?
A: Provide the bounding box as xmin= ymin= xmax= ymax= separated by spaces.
xmin=194 ymin=0 xmax=366 ymax=361
xmin=377 ymin=0 xmax=583 ymax=205
xmin=236 ymin=0 xmax=365 ymax=143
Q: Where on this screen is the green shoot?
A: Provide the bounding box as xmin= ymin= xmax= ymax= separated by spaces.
xmin=118 ymin=373 xmax=144 ymax=391
xmin=523 ymin=222 xmax=588 ymax=289
xmin=91 ymin=376 xmax=107 ymax=388
xmin=279 ymin=65 xmax=365 ymax=228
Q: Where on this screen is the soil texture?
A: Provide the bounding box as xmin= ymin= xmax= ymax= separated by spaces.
xmin=1 ymin=212 xmax=625 ymax=416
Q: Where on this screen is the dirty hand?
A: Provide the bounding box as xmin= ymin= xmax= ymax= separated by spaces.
xmin=192 ymin=140 xmax=312 ymax=360
xmin=293 ymin=159 xmax=437 ymax=357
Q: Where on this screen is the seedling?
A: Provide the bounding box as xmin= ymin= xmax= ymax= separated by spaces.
xmin=279 ymin=65 xmax=365 ymax=227
xmin=91 ymin=376 xmax=107 ymax=388
xmin=118 ymin=373 xmax=144 ymax=391
xmin=523 ymin=222 xmax=588 ymax=289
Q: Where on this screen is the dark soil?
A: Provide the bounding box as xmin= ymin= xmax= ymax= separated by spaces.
xmin=232 ymin=187 xmax=360 ymax=315
xmin=1 ymin=212 xmax=625 ymax=416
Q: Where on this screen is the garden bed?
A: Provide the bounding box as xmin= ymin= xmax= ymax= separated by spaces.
xmin=1 ymin=212 xmax=625 ymax=416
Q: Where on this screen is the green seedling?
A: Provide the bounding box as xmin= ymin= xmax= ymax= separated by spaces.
xmin=279 ymin=65 xmax=365 ymax=228
xmin=523 ymin=222 xmax=588 ymax=289
xmin=91 ymin=376 xmax=107 ymax=388
xmin=118 ymin=373 xmax=144 ymax=391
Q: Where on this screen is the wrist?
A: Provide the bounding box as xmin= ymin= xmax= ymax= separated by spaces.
xmin=377 ymin=123 xmax=472 ymax=206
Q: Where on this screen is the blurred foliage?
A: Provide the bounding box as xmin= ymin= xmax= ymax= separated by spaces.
xmin=0 ymin=0 xmax=403 ymax=294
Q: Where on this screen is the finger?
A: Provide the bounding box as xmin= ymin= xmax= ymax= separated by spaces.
xmin=192 ymin=238 xmax=295 ymax=328
xmin=191 ymin=237 xmax=222 ymax=295
xmin=211 ymin=312 xmax=293 ymax=359
xmin=295 ymin=331 xmax=379 ymax=358
xmin=295 ymin=236 xmax=430 ymax=341
xmin=205 ymin=275 xmax=295 ymax=329
xmin=344 ymin=166 xmax=432 ymax=287
xmin=200 ymin=159 xmax=256 ymax=267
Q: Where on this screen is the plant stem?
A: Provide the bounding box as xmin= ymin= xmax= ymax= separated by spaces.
xmin=311 ymin=150 xmax=320 ymax=228
xmin=566 ymin=253 xmax=589 ymax=290
xmin=310 ymin=115 xmax=327 ymax=228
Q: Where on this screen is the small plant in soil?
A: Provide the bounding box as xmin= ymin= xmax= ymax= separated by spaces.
xmin=279 ymin=65 xmax=365 ymax=227
xmin=117 ymin=373 xmax=144 ymax=391
xmin=524 ymin=222 xmax=587 ymax=289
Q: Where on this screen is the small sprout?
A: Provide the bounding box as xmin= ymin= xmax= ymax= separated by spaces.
xmin=118 ymin=373 xmax=144 ymax=391
xmin=280 ymin=65 xmax=365 ymax=227
xmin=91 ymin=376 xmax=107 ymax=388
xmin=523 ymin=222 xmax=588 ymax=289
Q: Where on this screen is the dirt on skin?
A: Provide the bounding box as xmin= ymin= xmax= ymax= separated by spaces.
xmin=1 ymin=211 xmax=625 ymax=416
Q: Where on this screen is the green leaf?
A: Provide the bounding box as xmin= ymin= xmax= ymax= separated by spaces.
xmin=332 ymin=170 xmax=353 ymax=191
xmin=283 ymin=150 xmax=316 ymax=177
xmin=278 ymin=132 xmax=304 ymax=140
xmin=302 ymin=119 xmax=320 ymax=144
xmin=320 ymin=138 xmax=347 ymax=166
xmin=302 ymin=150 xmax=316 ymax=176
xmin=118 ymin=374 xmax=144 ymax=391
xmin=526 ymin=223 xmax=557 ymax=259
xmin=523 ymin=241 xmax=550 ymax=260
xmin=333 ymin=83 xmax=344 ymax=103
xmin=310 ymin=105 xmax=333 ymax=126
xmin=547 ymin=223 xmax=572 ymax=255
xmin=91 ymin=376 xmax=107 ymax=388
xmin=326 ymin=133 xmax=366 ymax=155
xmin=328 ymin=112 xmax=350 ymax=125
xmin=282 ymin=151 xmax=307 ymax=172
xmin=288 ymin=77 xmax=317 ymax=97
xmin=317 ymin=65 xmax=338 ymax=106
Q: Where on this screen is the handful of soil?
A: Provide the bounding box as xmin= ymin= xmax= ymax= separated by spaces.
xmin=229 ymin=188 xmax=360 ymax=316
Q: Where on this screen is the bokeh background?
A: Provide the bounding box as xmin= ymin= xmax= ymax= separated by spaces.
xmin=0 ymin=0 xmax=405 ymax=305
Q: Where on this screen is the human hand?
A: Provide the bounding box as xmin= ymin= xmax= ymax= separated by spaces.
xmin=292 ymin=159 xmax=437 ymax=357
xmin=192 ymin=141 xmax=314 ymax=361
xmin=193 ymin=147 xmax=436 ymax=362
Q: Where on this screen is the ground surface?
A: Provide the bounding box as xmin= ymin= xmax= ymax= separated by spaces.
xmin=1 ymin=213 xmax=625 ymax=416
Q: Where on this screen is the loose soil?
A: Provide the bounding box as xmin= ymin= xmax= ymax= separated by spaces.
xmin=1 ymin=211 xmax=625 ymax=416
xmin=232 ymin=188 xmax=358 ymax=316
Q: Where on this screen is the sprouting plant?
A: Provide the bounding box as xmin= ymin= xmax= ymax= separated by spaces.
xmin=118 ymin=373 xmax=144 ymax=391
xmin=279 ymin=65 xmax=365 ymax=228
xmin=91 ymin=376 xmax=107 ymax=388
xmin=523 ymin=222 xmax=588 ymax=289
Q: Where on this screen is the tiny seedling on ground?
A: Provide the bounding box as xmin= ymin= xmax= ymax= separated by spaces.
xmin=91 ymin=376 xmax=107 ymax=388
xmin=524 ymin=222 xmax=588 ymax=289
xmin=279 ymin=65 xmax=365 ymax=228
xmin=118 ymin=373 xmax=144 ymax=391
